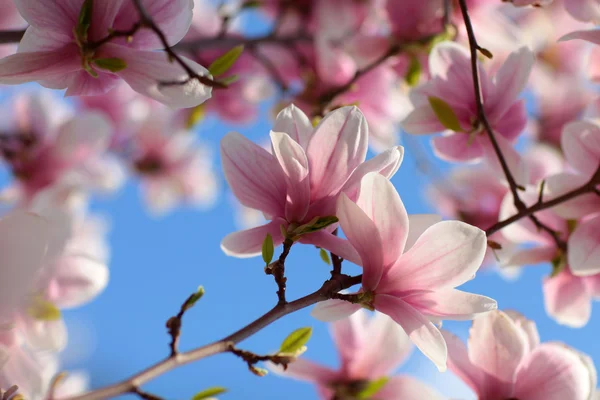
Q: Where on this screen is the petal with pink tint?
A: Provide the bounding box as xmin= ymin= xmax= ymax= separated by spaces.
xmin=311 ymin=299 xmax=362 ymax=322
xmin=490 ymin=47 xmax=534 ymax=118
xmin=513 ymin=343 xmax=594 ymax=400
xmin=108 ymin=45 xmax=212 ymax=108
xmin=329 ymin=310 xmax=367 ymax=370
xmin=221 ymin=132 xmax=286 ymax=216
xmin=19 ymin=317 xmax=67 ymax=351
xmin=406 ymin=289 xmax=497 ymax=321
xmin=50 ymin=257 xmax=109 ymax=309
xmin=307 ymin=106 xmax=368 ymax=200
xmin=64 ymin=70 xmax=121 ymax=97
xmin=402 ymin=105 xmax=446 ymax=135
xmin=381 ymin=221 xmax=486 ymax=292
xmin=561 ymin=120 xmax=600 ymax=177
xmin=480 ymin=134 xmax=529 ymax=188
xmin=405 ymin=214 xmax=442 ymax=251
xmin=270 ymin=131 xmax=310 ymax=222
xmin=342 ymin=146 xmax=404 ymax=201
xmin=560 ymin=29 xmax=600 ymax=45
xmin=299 ymin=230 xmax=361 ymax=266
xmin=374 ymin=294 xmax=447 ymax=371
xmin=272 ymin=104 xmax=313 ymax=150
xmin=543 ymin=270 xmax=591 ymax=328
xmin=441 ymin=330 xmax=486 ymax=396
xmin=337 ymin=194 xmax=384 ymax=290
xmin=432 ymin=133 xmax=484 ymax=162
xmin=356 ymin=173 xmax=409 ymax=266
xmin=569 ymin=215 xmax=600 ymax=277
xmin=467 ymin=310 xmax=526 ymax=388
xmin=502 ymin=246 xmax=556 ymax=268
xmin=373 ymin=376 xmax=444 ymax=400
xmin=269 ymin=357 xmax=339 ymax=385
xmin=428 ymin=41 xmax=471 ymax=80
xmin=0 ymin=46 xmax=80 ymax=85
xmin=545 ymin=173 xmax=600 ymax=219
xmin=502 ymin=310 xmax=540 ymax=352
xmin=220 ymin=219 xmax=286 ymax=258
xmin=54 ymin=113 xmax=111 ymax=163
xmin=13 ymin=0 xmax=79 ymax=34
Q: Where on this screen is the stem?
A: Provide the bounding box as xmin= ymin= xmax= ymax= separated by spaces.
xmin=0 ymin=30 xmax=24 ymax=45
xmin=60 ymin=274 xmax=362 ymax=400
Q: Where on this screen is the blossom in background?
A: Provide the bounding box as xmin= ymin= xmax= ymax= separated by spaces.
xmin=403 ymin=42 xmax=534 ymax=163
xmin=312 ymin=172 xmax=496 ymax=370
xmin=220 ymin=104 xmax=403 ymax=261
xmin=273 ymin=311 xmax=442 ymax=399
xmin=0 ymin=0 xmax=211 ymax=107
xmin=442 ymin=310 xmax=596 ymax=400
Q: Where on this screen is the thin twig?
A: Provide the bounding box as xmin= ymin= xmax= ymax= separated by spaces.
xmin=0 ymin=30 xmax=24 ymax=45
xmin=130 ymin=388 xmax=164 ymax=400
xmin=265 ymin=239 xmax=293 ymax=305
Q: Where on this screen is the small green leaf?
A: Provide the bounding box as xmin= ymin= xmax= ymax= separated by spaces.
xmin=186 ymin=104 xmax=206 ymax=129
xmin=208 ymin=45 xmax=244 ymax=77
xmin=292 ymin=216 xmax=339 ymax=238
xmin=93 ymin=58 xmax=127 ymax=73
xmin=262 ymin=233 xmax=274 ymax=266
xmin=428 ymin=96 xmax=462 ymax=132
xmin=242 ymin=0 xmax=262 ymax=8
xmin=27 ymin=298 xmax=61 ymax=321
xmin=217 ymin=74 xmax=239 ymax=86
xmin=405 ymin=57 xmax=421 ymax=87
xmin=250 ymin=366 xmax=268 ymax=377
xmin=357 ymin=377 xmax=389 ymax=399
xmin=567 ymin=219 xmax=578 ymax=234
xmin=479 ymin=47 xmax=494 ymax=59
xmin=192 ymin=386 xmax=227 ymax=400
xmin=550 ymin=252 xmax=566 ymax=278
xmin=280 ymin=327 xmax=312 ymax=354
xmin=184 ymin=286 xmax=205 ymax=311
xmin=76 ymin=0 xmax=94 ymax=41
xmin=319 ymin=248 xmax=331 ymax=265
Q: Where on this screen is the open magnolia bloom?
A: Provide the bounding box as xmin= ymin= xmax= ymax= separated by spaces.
xmin=220 ymin=104 xmax=403 ymax=260
xmin=271 ymin=311 xmax=442 ymax=400
xmin=312 ymin=173 xmax=496 ymax=371
xmin=442 ymin=310 xmax=597 ymax=400
xmin=0 ymin=0 xmax=212 ymax=108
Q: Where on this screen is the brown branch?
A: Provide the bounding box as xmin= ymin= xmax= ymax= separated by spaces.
xmin=0 ymin=30 xmax=25 ymax=45
xmin=165 ymin=287 xmax=204 ymax=357
xmin=265 ymin=239 xmax=294 ymax=305
xmin=130 ymin=388 xmax=164 ymax=400
xmin=247 ymin=47 xmax=289 ymax=92
xmin=59 ymin=273 xmax=362 ymax=400
xmin=457 ymin=0 xmax=566 ymax=250
xmin=228 ymin=344 xmax=294 ymax=375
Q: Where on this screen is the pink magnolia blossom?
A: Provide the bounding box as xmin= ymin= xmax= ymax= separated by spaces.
xmin=220 ymin=104 xmax=403 ymax=260
xmin=273 ymin=311 xmax=442 ymax=399
xmin=403 ymin=42 xmax=534 ymax=163
xmin=312 ymin=172 xmax=496 ymax=370
xmin=386 ymin=0 xmax=443 ymax=41
xmin=0 ymin=0 xmax=211 ymax=108
xmin=0 ymin=93 xmax=116 ymax=202
xmin=442 ymin=310 xmax=596 ymax=400
xmin=128 ymin=111 xmax=217 ymax=215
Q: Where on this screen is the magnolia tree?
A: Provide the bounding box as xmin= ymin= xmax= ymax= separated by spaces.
xmin=1 ymin=0 xmax=600 ymax=399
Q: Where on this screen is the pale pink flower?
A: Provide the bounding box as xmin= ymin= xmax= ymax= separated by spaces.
xmin=220 ymin=104 xmax=403 ymax=260
xmin=273 ymin=311 xmax=442 ymax=399
xmin=0 ymin=0 xmax=211 ymax=108
xmin=312 ymin=173 xmax=496 ymax=370
xmin=403 ymin=42 xmax=534 ymax=163
xmin=442 ymin=310 xmax=596 ymax=400
xmin=128 ymin=111 xmax=217 ymax=215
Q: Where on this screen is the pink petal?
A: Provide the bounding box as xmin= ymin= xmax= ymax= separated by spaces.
xmin=440 ymin=330 xmax=486 ymax=396
xmin=342 ymin=146 xmax=404 ymax=201
xmin=347 ymin=312 xmax=413 ymax=379
xmin=299 ymin=230 xmax=361 ymax=266
xmin=564 ymin=0 xmax=600 ymax=23
xmin=402 ymin=105 xmax=446 ymax=135
xmin=272 ymin=104 xmax=313 ymax=150
xmin=54 ymin=112 xmax=111 ymax=163
xmin=561 ymin=120 xmax=600 ymax=177
xmin=406 ymin=289 xmax=497 ymax=320
xmin=545 ymin=173 xmax=600 ymax=219
xmin=374 ymin=376 xmax=444 ymax=400
xmin=311 ymin=299 xmax=362 ymax=322
xmin=569 ymin=215 xmax=600 ymax=277
xmin=64 ymin=70 xmax=121 ymax=97
xmin=490 ymin=47 xmax=535 ymax=118
xmin=356 ymin=173 xmax=409 ymax=267
xmin=374 ymin=294 xmax=447 ymax=371
xmin=268 ymin=357 xmax=339 ymax=385
xmin=18 ymin=317 xmax=67 ymax=351
xmin=543 ymin=270 xmax=591 ymax=328
xmin=270 ymin=131 xmax=310 ymax=222
xmin=337 ymin=193 xmax=384 ymax=290
xmin=560 ymin=29 xmax=600 ymax=45
xmin=14 ymin=0 xmax=80 ymax=35
xmin=220 ymin=219 xmax=286 ymax=258
xmin=467 ymin=310 xmax=527 ymax=390
xmin=107 ymin=45 xmax=212 ymax=108
xmin=0 ymin=46 xmax=81 ymax=85
xmin=381 ymin=221 xmax=486 ymax=292
xmin=503 ymin=246 xmax=557 ymax=268
xmin=307 ymin=106 xmax=368 ymax=201
xmin=480 ymin=133 xmax=529 ymax=188
xmin=329 ymin=310 xmax=367 ymax=371
xmin=221 ymin=132 xmax=286 ymax=217
xmin=432 ymin=133 xmax=484 ymax=162
xmin=50 ymin=257 xmax=109 ymax=309
xmin=514 ymin=343 xmax=594 ymax=400
xmin=428 ymin=41 xmax=472 ymax=80
xmin=502 ymin=310 xmax=540 ymax=352
xmin=405 ymin=214 xmax=442 ymax=251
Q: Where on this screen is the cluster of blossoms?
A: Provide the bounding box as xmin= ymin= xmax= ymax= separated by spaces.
xmin=0 ymin=0 xmax=598 ymax=398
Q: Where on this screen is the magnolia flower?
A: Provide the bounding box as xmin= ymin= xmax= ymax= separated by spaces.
xmin=273 ymin=311 xmax=442 ymax=399
xmin=0 ymin=93 xmax=115 ymax=201
xmin=128 ymin=111 xmax=217 ymax=215
xmin=0 ymin=0 xmax=211 ymax=108
xmin=442 ymin=310 xmax=596 ymax=400
xmin=403 ymin=42 xmax=534 ymax=163
xmin=220 ymin=104 xmax=403 ymax=260
xmin=312 ymin=172 xmax=496 ymax=370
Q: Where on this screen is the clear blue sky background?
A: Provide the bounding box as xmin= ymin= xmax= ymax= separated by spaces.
xmin=3 ymin=7 xmax=599 ymax=400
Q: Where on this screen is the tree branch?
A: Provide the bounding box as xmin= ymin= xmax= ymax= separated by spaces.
xmin=60 ymin=273 xmax=362 ymax=400
xmin=265 ymin=239 xmax=293 ymax=305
